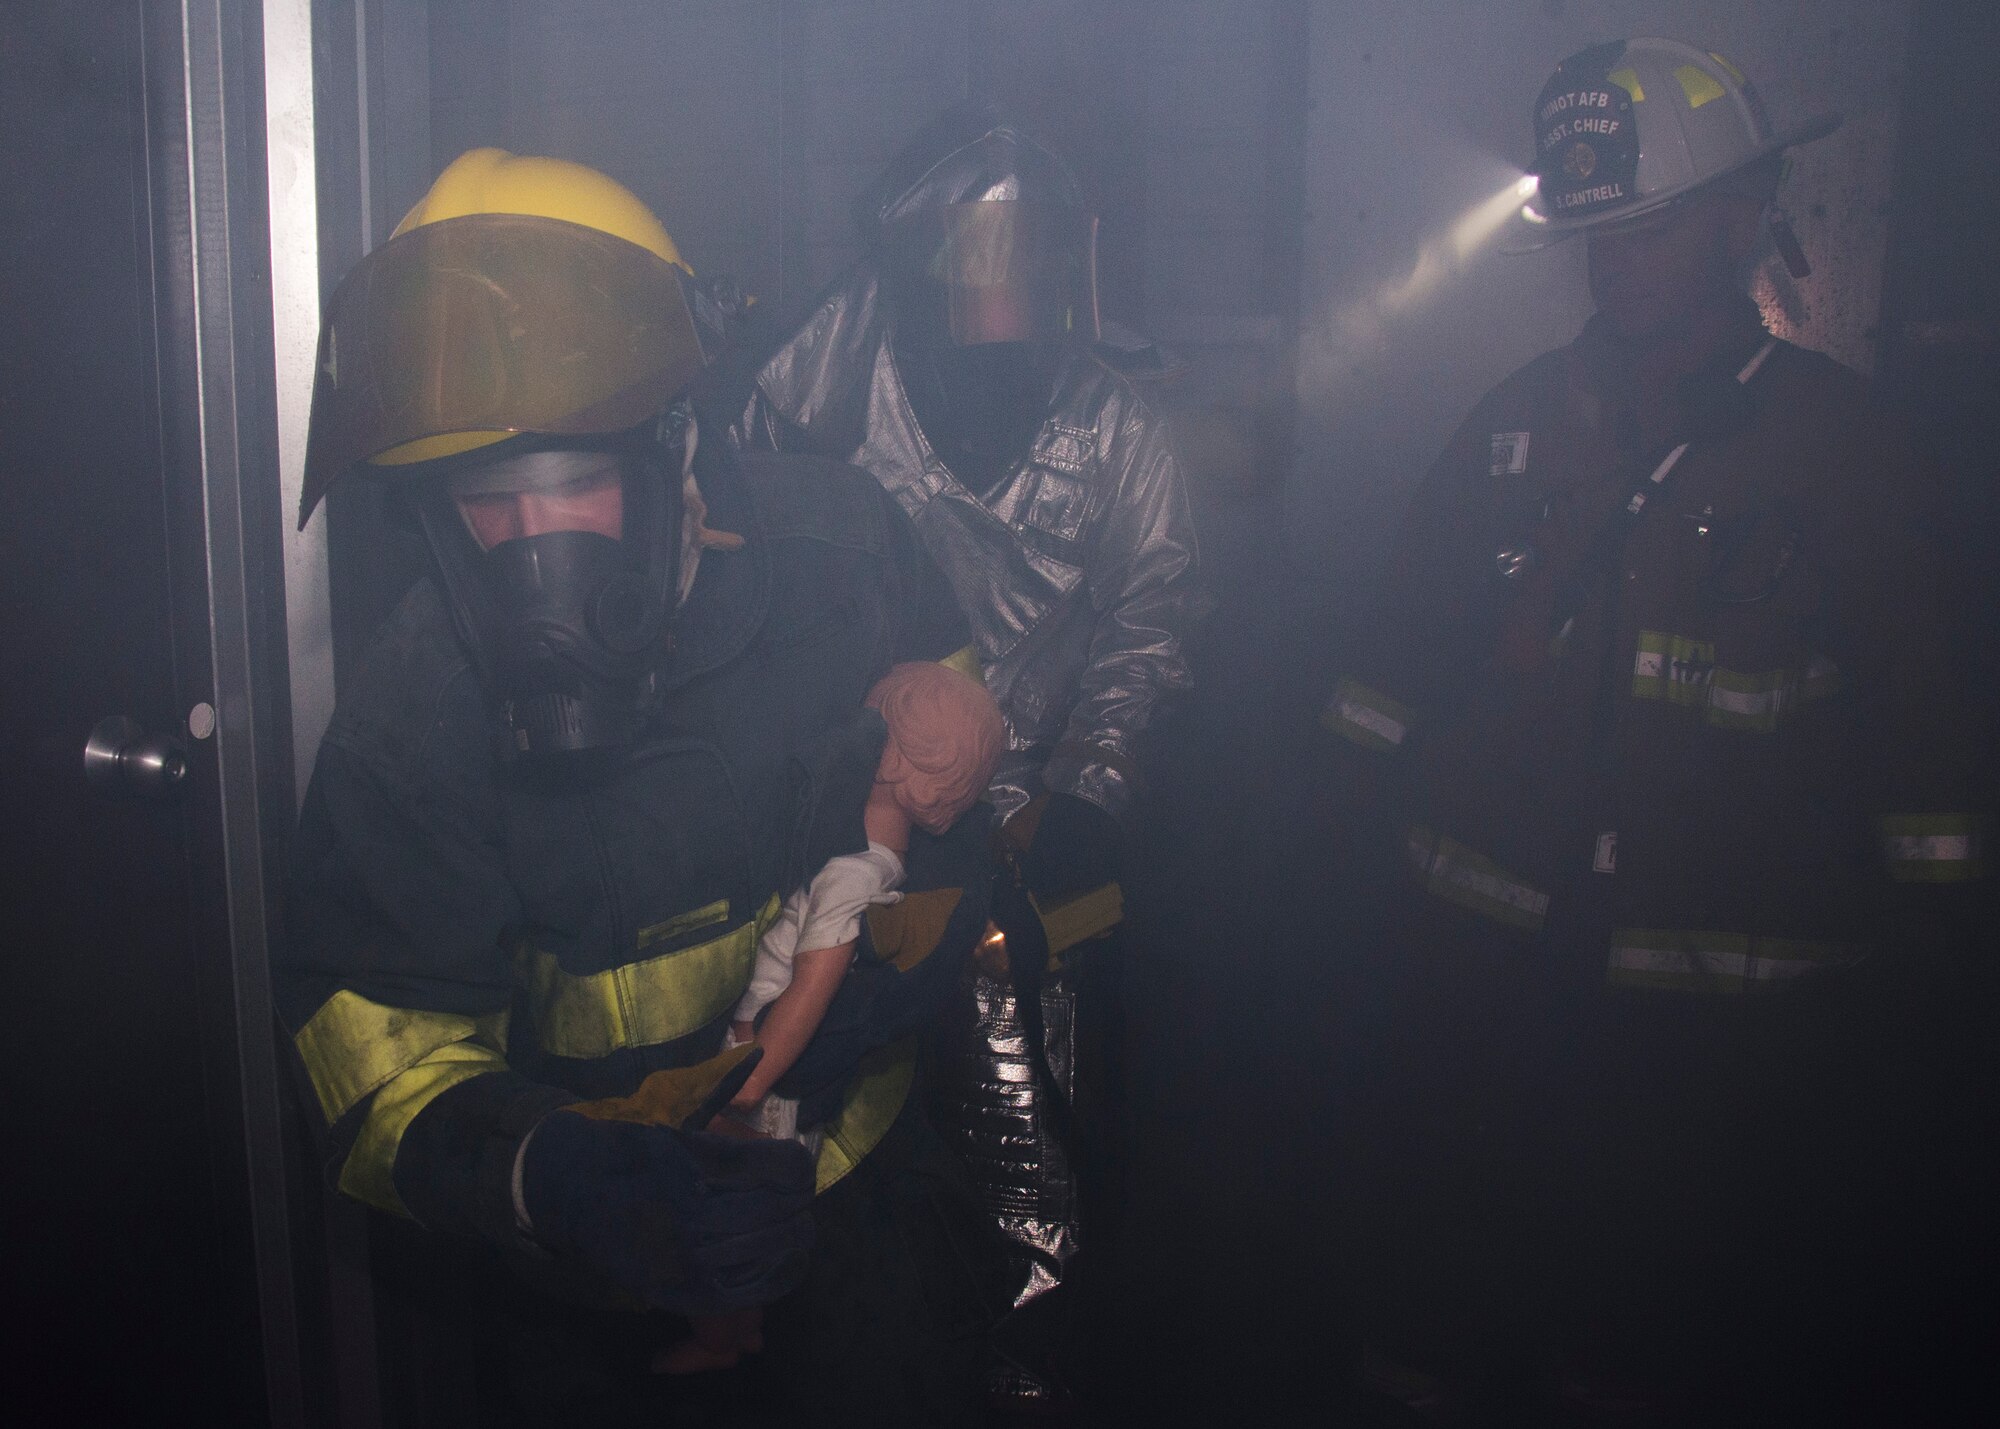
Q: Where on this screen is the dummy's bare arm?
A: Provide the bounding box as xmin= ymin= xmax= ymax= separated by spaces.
xmin=731 ymin=943 xmax=857 ymax=1107
xmin=730 ymin=660 xmax=1004 ymax=1113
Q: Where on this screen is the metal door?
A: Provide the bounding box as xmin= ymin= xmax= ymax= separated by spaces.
xmin=0 ymin=2 xmax=309 ymax=1421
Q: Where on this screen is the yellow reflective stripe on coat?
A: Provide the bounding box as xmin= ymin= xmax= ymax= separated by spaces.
xmin=295 ymin=989 xmax=504 ymax=1126
xmin=637 ymin=898 xmax=729 ymax=951
xmin=1631 ymin=631 xmax=1840 ymax=732
xmin=814 ymin=1037 xmax=916 ymax=1194
xmin=1321 ymin=676 xmax=1415 ymax=754
xmin=526 ymin=894 xmax=782 ymax=1060
xmin=1631 ymin=630 xmax=1715 ymax=705
xmin=1702 ymin=666 xmax=1793 ymax=732
xmin=1036 ymin=881 xmax=1124 ymax=961
xmin=338 ymin=1040 xmax=507 ymax=1215
xmin=1405 ymin=826 xmax=1550 ymax=932
xmin=1880 ymin=814 xmax=1985 ymax=883
xmin=1607 ymin=928 xmax=1861 ymax=994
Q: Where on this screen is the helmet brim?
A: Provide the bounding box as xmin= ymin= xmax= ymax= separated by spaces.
xmin=300 ymin=214 xmax=709 ymax=528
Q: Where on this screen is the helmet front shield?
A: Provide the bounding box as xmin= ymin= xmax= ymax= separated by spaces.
xmin=300 ymin=213 xmax=709 ymax=526
xmin=887 ymin=201 xmax=1100 ymax=348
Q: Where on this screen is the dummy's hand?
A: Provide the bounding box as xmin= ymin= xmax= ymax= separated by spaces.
xmin=519 ymin=1108 xmax=814 ymax=1314
xmin=1021 ymin=792 xmax=1122 ymax=904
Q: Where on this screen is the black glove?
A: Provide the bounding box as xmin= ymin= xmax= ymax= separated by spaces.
xmin=519 ymin=1109 xmax=815 ymax=1314
xmin=1022 ymin=793 xmax=1122 ymax=904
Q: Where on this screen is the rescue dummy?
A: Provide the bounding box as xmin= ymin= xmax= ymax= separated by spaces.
xmin=659 ymin=661 xmax=1005 ymax=1374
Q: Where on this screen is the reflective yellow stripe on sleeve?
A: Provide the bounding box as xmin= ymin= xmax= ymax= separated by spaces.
xmin=1631 ymin=631 xmax=1714 ymax=705
xmin=294 ymin=989 xmax=505 ymax=1126
xmin=1321 ymin=676 xmax=1415 ymax=754
xmin=1405 ymin=825 xmax=1550 ymax=932
xmin=526 ymin=894 xmax=783 ymax=1061
xmin=1608 ymin=929 xmax=1862 ymax=994
xmin=1881 ymin=814 xmax=1985 ymax=883
xmin=1631 ymin=632 xmax=1841 ymax=732
xmin=813 ymin=1038 xmax=916 ymax=1194
xmin=338 ymin=1040 xmax=507 ymax=1214
xmin=1703 ymin=667 xmax=1791 ymax=732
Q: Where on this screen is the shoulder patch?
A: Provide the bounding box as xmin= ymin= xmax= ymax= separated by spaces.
xmin=735 ymin=451 xmax=890 ymax=556
xmin=1490 ymin=431 xmax=1531 ymax=476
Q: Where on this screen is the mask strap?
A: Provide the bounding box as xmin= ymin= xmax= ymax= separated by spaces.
xmin=677 ymin=413 xmax=746 ymax=606
xmin=1768 ymin=212 xmax=1812 ymax=279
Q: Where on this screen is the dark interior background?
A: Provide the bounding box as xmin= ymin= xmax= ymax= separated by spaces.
xmin=297 ymin=0 xmax=1998 ymax=1416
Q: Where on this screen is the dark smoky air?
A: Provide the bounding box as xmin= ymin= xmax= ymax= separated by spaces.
xmin=3 ymin=2 xmax=1993 ymax=1422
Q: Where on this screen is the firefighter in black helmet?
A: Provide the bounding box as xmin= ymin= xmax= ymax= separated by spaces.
xmin=1320 ymin=40 xmax=1989 ymax=1422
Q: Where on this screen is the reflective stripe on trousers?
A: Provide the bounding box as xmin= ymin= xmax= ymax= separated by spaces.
xmin=1880 ymin=813 xmax=1984 ymax=882
xmin=1607 ymin=928 xmax=1862 ymax=994
xmin=1322 ymin=675 xmax=1415 ymax=753
xmin=1404 ymin=825 xmax=1551 ymax=932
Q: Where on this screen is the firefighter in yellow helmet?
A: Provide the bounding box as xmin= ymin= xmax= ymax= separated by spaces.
xmin=1317 ymin=40 xmax=1989 ymax=1421
xmin=279 ymin=149 xmax=999 ymax=1420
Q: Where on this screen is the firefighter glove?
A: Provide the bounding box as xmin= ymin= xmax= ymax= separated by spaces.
xmin=519 ymin=1107 xmax=815 ymax=1314
xmin=1022 ymin=792 xmax=1121 ymax=903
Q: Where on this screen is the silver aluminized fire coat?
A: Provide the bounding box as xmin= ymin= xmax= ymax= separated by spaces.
xmin=732 ymin=267 xmax=1196 ymax=1315
xmin=732 ymin=259 xmax=1204 ymax=826
xmin=731 ymin=107 xmax=1205 ymax=1331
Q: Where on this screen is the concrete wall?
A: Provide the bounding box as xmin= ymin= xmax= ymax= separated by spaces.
xmin=1288 ymin=0 xmax=1914 ymax=618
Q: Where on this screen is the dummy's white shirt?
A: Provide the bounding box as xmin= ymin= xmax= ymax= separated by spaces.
xmin=732 ymin=842 xmax=906 ymax=1024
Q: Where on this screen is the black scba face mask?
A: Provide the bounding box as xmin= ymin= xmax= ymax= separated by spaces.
xmin=408 ymin=427 xmax=687 ymax=764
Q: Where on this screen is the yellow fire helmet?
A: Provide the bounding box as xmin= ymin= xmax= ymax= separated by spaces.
xmin=299 ymin=149 xmax=707 ymax=528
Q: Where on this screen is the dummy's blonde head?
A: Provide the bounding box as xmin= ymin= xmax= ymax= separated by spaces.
xmin=865 ymin=662 xmax=1006 ymax=830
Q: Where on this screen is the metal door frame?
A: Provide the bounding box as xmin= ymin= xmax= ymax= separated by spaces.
xmin=140 ymin=1 xmax=322 ymax=1422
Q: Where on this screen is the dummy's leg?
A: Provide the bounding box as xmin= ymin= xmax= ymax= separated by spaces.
xmin=652 ymin=1308 xmax=763 ymax=1375
xmin=760 ymin=1080 xmax=1008 ymax=1427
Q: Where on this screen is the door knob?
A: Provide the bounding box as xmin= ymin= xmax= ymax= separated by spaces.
xmin=84 ymin=715 xmax=190 ymax=799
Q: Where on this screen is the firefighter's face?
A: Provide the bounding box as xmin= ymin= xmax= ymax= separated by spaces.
xmin=1586 ymin=189 xmax=1763 ymax=340
xmin=451 ymin=451 xmax=626 ymax=551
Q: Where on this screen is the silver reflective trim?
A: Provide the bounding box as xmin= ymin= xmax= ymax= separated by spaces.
xmin=1608 ymin=944 xmax=1815 ymax=983
xmin=1334 ymin=695 xmax=1407 ymax=747
xmin=1886 ymin=834 xmax=1976 ymax=864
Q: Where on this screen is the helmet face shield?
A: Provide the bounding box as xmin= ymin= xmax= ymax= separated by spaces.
xmin=887 ymin=201 xmax=1100 ymax=348
xmin=301 ymin=213 xmax=709 ymax=524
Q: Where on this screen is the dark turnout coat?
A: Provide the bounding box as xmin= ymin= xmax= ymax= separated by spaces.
xmin=277 ymin=449 xmax=978 ymax=1244
xmin=1319 ymin=305 xmax=1990 ymax=1377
